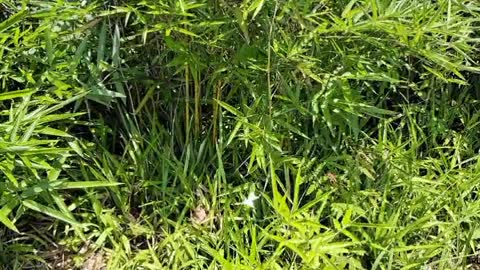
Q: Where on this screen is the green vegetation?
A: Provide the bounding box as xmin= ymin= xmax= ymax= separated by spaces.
xmin=1 ymin=0 xmax=480 ymax=269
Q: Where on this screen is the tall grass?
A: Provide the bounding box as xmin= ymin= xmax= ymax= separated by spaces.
xmin=1 ymin=0 xmax=480 ymax=269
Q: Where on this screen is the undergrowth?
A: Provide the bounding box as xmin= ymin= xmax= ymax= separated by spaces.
xmin=1 ymin=0 xmax=480 ymax=269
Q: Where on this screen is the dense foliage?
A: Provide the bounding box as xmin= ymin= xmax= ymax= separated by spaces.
xmin=1 ymin=0 xmax=480 ymax=269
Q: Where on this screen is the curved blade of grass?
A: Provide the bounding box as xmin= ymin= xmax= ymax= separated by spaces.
xmin=22 ymin=200 xmax=83 ymax=227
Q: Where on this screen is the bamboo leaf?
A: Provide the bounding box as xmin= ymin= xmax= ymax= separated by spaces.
xmin=0 ymin=9 xmax=27 ymax=33
xmin=56 ymin=181 xmax=122 ymax=189
xmin=0 ymin=89 xmax=35 ymax=101
xmin=22 ymin=200 xmax=83 ymax=227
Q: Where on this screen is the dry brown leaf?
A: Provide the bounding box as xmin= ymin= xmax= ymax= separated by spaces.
xmin=82 ymin=251 xmax=106 ymax=270
xmin=191 ymin=205 xmax=208 ymax=224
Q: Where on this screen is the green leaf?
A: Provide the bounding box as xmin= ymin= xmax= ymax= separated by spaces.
xmin=173 ymin=27 xmax=199 ymax=37
xmin=56 ymin=181 xmax=122 ymax=189
xmin=0 ymin=9 xmax=27 ymax=33
xmin=70 ymin=39 xmax=88 ymax=73
xmin=36 ymin=127 xmax=72 ymax=137
xmin=0 ymin=201 xmax=19 ymax=233
xmin=44 ymin=25 xmax=54 ymax=65
xmin=248 ymin=0 xmax=266 ymax=21
xmin=97 ymin=21 xmax=107 ymax=66
xmin=22 ymin=200 xmax=83 ymax=227
xmin=0 ymin=89 xmax=35 ymax=101
xmin=202 ymin=246 xmax=235 ymax=270
xmin=216 ymin=100 xmax=243 ymax=117
xmin=0 ymin=213 xmax=18 ymax=233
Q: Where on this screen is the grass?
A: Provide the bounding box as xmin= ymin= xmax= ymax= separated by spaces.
xmin=1 ymin=0 xmax=480 ymax=269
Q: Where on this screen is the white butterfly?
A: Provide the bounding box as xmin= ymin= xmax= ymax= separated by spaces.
xmin=242 ymin=192 xmax=260 ymax=208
